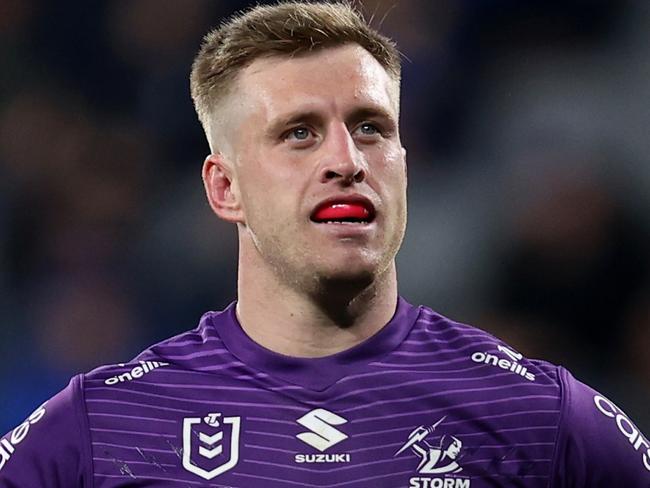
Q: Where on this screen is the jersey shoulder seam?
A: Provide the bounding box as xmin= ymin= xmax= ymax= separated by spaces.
xmin=74 ymin=374 xmax=95 ymax=488
xmin=548 ymin=366 xmax=570 ymax=488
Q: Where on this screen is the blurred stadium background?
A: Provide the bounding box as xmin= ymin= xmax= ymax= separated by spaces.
xmin=1 ymin=0 xmax=648 ymax=433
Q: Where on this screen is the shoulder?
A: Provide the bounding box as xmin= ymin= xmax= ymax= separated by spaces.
xmin=550 ymin=370 xmax=650 ymax=487
xmin=411 ymin=306 xmax=650 ymax=485
xmin=0 ymin=376 xmax=91 ymax=487
xmin=0 ymin=309 xmax=231 ymax=487
xmin=83 ymin=309 xmax=228 ymax=386
xmin=410 ymin=305 xmax=561 ymax=387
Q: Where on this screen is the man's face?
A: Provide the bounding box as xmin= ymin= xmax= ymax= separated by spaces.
xmin=215 ymin=44 xmax=407 ymax=291
xmin=445 ymin=439 xmax=462 ymax=459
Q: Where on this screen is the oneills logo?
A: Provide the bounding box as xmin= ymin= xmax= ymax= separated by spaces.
xmin=470 ymin=345 xmax=535 ymax=382
xmin=104 ymin=361 xmax=169 ymax=385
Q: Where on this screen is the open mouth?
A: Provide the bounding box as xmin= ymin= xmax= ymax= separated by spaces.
xmin=310 ymin=199 xmax=376 ymax=225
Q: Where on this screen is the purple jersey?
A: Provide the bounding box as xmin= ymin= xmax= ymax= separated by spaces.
xmin=1 ymin=298 xmax=649 ymax=487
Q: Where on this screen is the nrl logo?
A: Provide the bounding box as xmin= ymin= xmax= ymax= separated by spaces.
xmin=182 ymin=412 xmax=241 ymax=480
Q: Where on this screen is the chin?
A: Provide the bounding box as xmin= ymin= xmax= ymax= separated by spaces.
xmin=314 ymin=259 xmax=379 ymax=290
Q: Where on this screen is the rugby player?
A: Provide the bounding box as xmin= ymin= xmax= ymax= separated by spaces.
xmin=2 ymin=2 xmax=648 ymax=487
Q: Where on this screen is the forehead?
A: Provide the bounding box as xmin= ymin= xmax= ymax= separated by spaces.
xmin=233 ymin=44 xmax=399 ymax=122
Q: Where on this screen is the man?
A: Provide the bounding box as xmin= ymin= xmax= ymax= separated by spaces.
xmin=1 ymin=2 xmax=648 ymax=487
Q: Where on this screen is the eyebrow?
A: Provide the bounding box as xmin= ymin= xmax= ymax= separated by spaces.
xmin=347 ymin=106 xmax=395 ymax=124
xmin=264 ymin=111 xmax=323 ymax=139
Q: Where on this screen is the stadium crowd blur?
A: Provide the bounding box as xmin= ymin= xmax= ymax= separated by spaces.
xmin=1 ymin=0 xmax=648 ymax=433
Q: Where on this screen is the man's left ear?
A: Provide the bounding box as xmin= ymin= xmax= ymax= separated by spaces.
xmin=202 ymin=154 xmax=245 ymax=224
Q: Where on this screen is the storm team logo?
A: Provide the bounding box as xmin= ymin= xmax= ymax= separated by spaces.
xmin=395 ymin=416 xmax=463 ymax=474
xmin=395 ymin=416 xmax=470 ymax=488
xmin=182 ymin=412 xmax=241 ymax=480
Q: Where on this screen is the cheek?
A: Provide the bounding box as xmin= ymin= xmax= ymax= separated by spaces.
xmin=379 ymin=153 xmax=408 ymax=232
xmin=379 ymin=151 xmax=407 ymax=197
xmin=372 ymin=142 xmax=406 ymax=175
xmin=240 ymin=175 xmax=295 ymax=223
xmin=238 ymin=159 xmax=276 ymax=198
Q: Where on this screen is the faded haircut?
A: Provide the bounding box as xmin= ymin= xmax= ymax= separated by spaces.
xmin=189 ymin=1 xmax=401 ymax=136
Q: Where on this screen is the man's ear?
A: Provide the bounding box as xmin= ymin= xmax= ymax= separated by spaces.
xmin=202 ymin=154 xmax=245 ymax=224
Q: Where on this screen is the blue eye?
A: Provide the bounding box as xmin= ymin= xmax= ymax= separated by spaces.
xmin=288 ymin=127 xmax=310 ymax=140
xmin=358 ymin=123 xmax=379 ymax=135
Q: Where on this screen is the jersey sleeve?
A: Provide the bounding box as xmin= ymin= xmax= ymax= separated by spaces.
xmin=551 ymin=367 xmax=650 ymax=487
xmin=0 ymin=375 xmax=90 ymax=487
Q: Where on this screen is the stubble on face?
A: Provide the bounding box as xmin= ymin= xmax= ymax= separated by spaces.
xmin=215 ymin=45 xmax=407 ymax=300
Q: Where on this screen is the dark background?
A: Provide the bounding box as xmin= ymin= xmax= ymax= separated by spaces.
xmin=1 ymin=0 xmax=649 ymax=434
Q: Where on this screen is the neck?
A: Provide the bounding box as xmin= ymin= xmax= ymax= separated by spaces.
xmin=235 ymin=245 xmax=398 ymax=358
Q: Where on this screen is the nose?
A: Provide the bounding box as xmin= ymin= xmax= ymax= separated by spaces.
xmin=319 ymin=124 xmax=367 ymax=185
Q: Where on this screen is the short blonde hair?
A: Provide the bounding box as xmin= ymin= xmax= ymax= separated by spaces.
xmin=190 ymin=1 xmax=401 ymax=131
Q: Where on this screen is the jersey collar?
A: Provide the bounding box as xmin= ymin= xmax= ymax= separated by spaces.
xmin=208 ymin=296 xmax=421 ymax=391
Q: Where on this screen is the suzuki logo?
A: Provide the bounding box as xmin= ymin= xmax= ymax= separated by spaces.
xmin=296 ymin=408 xmax=348 ymax=452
